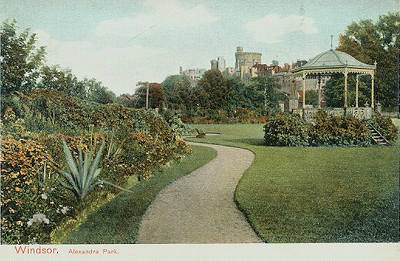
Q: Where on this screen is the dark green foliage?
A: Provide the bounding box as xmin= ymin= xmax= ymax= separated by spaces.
xmin=161 ymin=75 xmax=194 ymax=112
xmin=134 ymin=83 xmax=165 ymax=109
xmin=196 ymin=69 xmax=231 ymax=111
xmin=162 ymin=110 xmax=191 ymax=136
xmin=264 ymin=113 xmax=309 ymax=146
xmin=324 ymin=76 xmax=370 ymax=108
xmin=305 ymin=90 xmax=319 ymax=107
xmin=337 ymin=12 xmax=399 ymax=108
xmin=244 ymin=76 xmax=283 ymax=113
xmin=264 ymin=112 xmax=373 ymax=146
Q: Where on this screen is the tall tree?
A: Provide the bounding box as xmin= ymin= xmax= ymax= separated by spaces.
xmin=196 ymin=69 xmax=231 ymax=111
xmin=134 ymin=82 xmax=165 ymax=109
xmin=83 ymin=78 xmax=116 ymax=104
xmin=1 ymin=19 xmax=46 ymax=95
xmin=336 ymin=12 xmax=399 ymax=108
xmin=161 ymin=75 xmax=194 ymax=112
xmin=38 ymin=65 xmax=86 ymax=99
xmin=244 ymin=76 xmax=282 ymax=112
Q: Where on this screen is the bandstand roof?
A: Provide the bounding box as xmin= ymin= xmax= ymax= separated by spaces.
xmin=291 ymin=49 xmax=376 ymax=73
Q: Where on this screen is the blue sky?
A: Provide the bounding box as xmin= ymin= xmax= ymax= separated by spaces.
xmin=1 ymin=0 xmax=398 ymax=94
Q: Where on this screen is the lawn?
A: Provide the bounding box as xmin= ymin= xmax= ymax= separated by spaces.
xmin=61 ymin=145 xmax=217 ymax=244
xmin=187 ymin=124 xmax=399 ymax=242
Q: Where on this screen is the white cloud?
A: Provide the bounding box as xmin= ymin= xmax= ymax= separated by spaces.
xmin=246 ymin=14 xmax=318 ymax=44
xmin=95 ymin=0 xmax=217 ymax=37
xmin=35 ymin=30 xmax=166 ymax=95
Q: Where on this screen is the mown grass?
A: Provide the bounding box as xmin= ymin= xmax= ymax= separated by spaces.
xmin=187 ymin=124 xmax=399 ymax=242
xmin=62 ymin=145 xmax=217 ymax=244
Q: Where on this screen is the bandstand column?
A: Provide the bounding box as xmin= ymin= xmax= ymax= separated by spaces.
xmin=371 ymin=73 xmax=374 ymax=108
xmin=355 ymin=74 xmax=359 ymax=108
xmin=302 ymin=72 xmax=306 ymax=109
xmin=344 ymin=71 xmax=348 ymax=108
xmin=289 ymin=75 xmax=294 ymax=109
xmin=318 ymin=75 xmax=321 ymax=109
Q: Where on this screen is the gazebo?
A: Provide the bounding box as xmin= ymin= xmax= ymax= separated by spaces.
xmin=289 ymin=49 xmax=376 ymax=118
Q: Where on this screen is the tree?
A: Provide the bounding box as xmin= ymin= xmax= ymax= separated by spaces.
xmin=161 ymin=75 xmax=194 ymax=112
xmin=196 ymin=69 xmax=231 ymax=111
xmin=324 ymin=76 xmax=370 ymax=107
xmin=1 ymin=19 xmax=46 ymax=95
xmin=134 ymin=82 xmax=165 ymax=109
xmin=336 ymin=12 xmax=399 ymax=108
xmin=117 ymin=93 xmax=136 ymax=107
xmin=38 ymin=65 xmax=86 ymax=99
xmin=83 ymin=78 xmax=116 ymax=104
xmin=244 ymin=76 xmax=282 ymax=113
xmin=305 ymin=90 xmax=319 ymax=107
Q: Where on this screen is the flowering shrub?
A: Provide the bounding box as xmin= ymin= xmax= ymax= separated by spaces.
xmin=308 ymin=111 xmax=372 ymax=146
xmin=0 ymin=135 xmax=70 ymax=243
xmin=1 ymin=89 xmax=192 ymax=243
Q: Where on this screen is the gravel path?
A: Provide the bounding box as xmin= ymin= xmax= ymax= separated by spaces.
xmin=137 ymin=142 xmax=261 ymax=243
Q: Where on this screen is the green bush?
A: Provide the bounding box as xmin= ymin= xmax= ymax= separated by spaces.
xmin=264 ymin=111 xmax=373 ymax=147
xmin=162 ymin=110 xmax=191 ymax=136
xmin=264 ymin=113 xmax=309 ymax=146
xmin=308 ymin=111 xmax=372 ymax=146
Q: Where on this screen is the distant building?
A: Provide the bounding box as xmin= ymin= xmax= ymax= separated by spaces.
xmin=251 ymin=64 xmax=282 ymax=77
xmin=179 ymin=66 xmax=206 ymax=87
xmin=210 ymin=56 xmax=226 ymax=72
xmin=217 ymin=57 xmax=226 ymax=72
xmin=271 ymin=60 xmax=279 ymax=66
xmin=210 ymin=59 xmax=218 ymax=70
xmin=235 ymin=46 xmax=262 ymax=79
xmin=294 ymin=60 xmax=308 ymax=68
xmin=282 ymin=63 xmax=291 ymax=72
xmin=224 ymin=67 xmax=235 ymax=77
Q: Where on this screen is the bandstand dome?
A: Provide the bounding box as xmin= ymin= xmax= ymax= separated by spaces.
xmin=292 ymin=49 xmax=375 ymax=72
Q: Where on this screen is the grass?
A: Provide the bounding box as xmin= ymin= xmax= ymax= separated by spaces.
xmin=187 ymin=124 xmax=399 ymax=242
xmin=62 ymin=145 xmax=217 ymax=244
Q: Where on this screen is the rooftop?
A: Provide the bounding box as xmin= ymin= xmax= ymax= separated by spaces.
xmin=291 ymin=49 xmax=376 ymax=72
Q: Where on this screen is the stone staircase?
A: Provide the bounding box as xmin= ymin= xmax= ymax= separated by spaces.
xmin=367 ymin=123 xmax=389 ymax=145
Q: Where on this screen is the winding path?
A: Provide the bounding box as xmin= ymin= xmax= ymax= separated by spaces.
xmin=137 ymin=142 xmax=261 ymax=243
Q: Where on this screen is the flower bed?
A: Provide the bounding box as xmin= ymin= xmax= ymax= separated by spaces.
xmin=1 ymin=90 xmax=192 ymax=244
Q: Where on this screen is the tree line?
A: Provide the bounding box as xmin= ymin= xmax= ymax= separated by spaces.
xmin=2 ymin=12 xmax=398 ymax=113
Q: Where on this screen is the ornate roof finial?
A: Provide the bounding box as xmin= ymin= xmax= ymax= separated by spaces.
xmin=330 ymin=35 xmax=333 ymax=49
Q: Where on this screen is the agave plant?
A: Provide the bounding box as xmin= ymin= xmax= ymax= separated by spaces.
xmin=59 ymin=139 xmax=130 ymax=202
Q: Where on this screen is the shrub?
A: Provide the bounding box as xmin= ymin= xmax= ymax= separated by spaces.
xmin=162 ymin=110 xmax=191 ymax=136
xmin=264 ymin=113 xmax=309 ymax=146
xmin=263 ymin=111 xmax=373 ymax=147
xmin=308 ymin=111 xmax=372 ymax=146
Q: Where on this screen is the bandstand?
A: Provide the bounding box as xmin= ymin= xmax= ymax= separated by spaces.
xmin=289 ymin=49 xmax=376 ymax=120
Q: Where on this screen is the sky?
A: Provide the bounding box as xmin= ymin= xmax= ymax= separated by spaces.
xmin=0 ymin=0 xmax=398 ymax=95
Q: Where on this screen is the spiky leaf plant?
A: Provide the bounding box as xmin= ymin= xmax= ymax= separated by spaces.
xmin=59 ymin=139 xmax=131 ymax=202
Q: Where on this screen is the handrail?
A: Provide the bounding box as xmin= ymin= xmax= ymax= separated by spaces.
xmin=367 ymin=122 xmax=390 ymax=144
